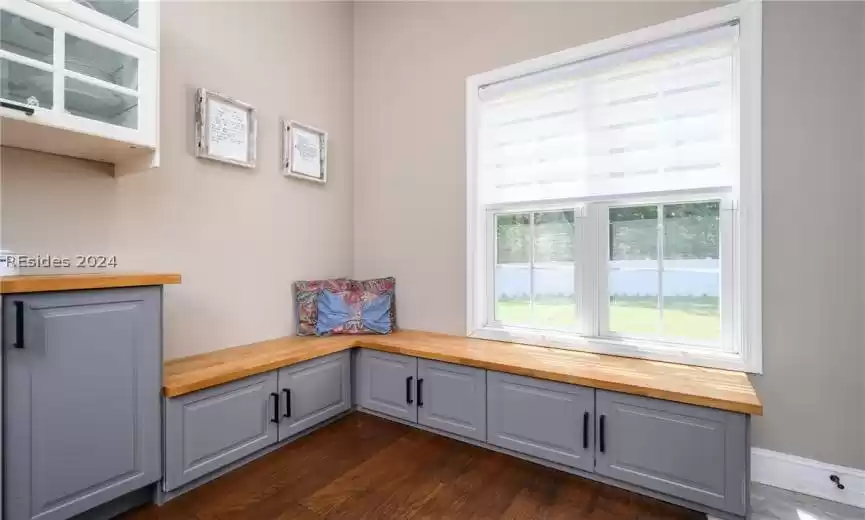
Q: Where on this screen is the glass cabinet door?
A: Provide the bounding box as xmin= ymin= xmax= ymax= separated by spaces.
xmin=0 ymin=9 xmax=54 ymax=109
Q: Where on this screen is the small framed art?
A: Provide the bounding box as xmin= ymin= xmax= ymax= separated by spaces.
xmin=195 ymin=88 xmax=257 ymax=168
xmin=283 ymin=120 xmax=327 ymax=183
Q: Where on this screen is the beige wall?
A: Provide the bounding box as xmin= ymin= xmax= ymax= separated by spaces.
xmin=1 ymin=1 xmax=355 ymax=359
xmin=754 ymin=1 xmax=865 ymax=471
xmin=353 ymin=1 xmax=865 ymax=469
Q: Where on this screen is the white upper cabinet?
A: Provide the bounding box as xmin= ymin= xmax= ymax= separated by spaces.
xmin=0 ymin=0 xmax=158 ymax=173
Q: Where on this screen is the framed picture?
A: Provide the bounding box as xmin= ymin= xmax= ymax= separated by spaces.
xmin=195 ymin=88 xmax=257 ymax=168
xmin=283 ymin=120 xmax=327 ymax=183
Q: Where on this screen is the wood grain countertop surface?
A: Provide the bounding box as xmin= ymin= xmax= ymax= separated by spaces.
xmin=0 ymin=272 xmax=182 ymax=294
xmin=164 ymin=329 xmax=762 ymax=415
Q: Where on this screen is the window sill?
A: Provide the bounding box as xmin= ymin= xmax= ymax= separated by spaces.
xmin=470 ymin=325 xmax=761 ymax=374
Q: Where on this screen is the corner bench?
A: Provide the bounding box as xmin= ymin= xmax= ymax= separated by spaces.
xmin=162 ymin=330 xmax=762 ymax=519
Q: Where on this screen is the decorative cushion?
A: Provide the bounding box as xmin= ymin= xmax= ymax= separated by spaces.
xmin=294 ymin=278 xmax=352 ymax=336
xmin=315 ymin=286 xmax=394 ymax=335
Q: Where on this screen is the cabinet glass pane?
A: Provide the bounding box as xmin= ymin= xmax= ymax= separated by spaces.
xmin=1 ymin=58 xmax=52 ymax=109
xmin=65 ymin=34 xmax=138 ymax=90
xmin=65 ymin=77 xmax=137 ymax=128
xmin=1 ymin=11 xmax=53 ymax=63
xmin=74 ymin=0 xmax=139 ymax=28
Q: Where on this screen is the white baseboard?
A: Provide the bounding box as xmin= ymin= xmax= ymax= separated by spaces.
xmin=751 ymin=448 xmax=865 ymax=509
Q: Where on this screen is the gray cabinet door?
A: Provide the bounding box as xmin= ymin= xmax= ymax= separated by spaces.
xmin=595 ymin=390 xmax=748 ymax=515
xmin=4 ymin=288 xmax=162 ymax=520
xmin=277 ymin=351 xmax=351 ymax=441
xmin=417 ymin=359 xmax=486 ymax=441
xmin=487 ymin=371 xmax=594 ymax=472
xmin=164 ymin=371 xmax=279 ymax=490
xmin=355 ymin=349 xmax=417 ymax=422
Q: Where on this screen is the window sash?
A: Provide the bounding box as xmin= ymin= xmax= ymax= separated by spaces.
xmin=487 ymin=204 xmax=588 ymax=335
xmin=484 ymin=193 xmax=735 ymax=354
xmin=596 ymin=195 xmax=735 ymax=351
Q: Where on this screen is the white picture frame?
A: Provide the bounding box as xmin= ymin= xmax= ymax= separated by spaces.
xmin=195 ymin=88 xmax=257 ymax=168
xmin=283 ymin=119 xmax=327 ymax=183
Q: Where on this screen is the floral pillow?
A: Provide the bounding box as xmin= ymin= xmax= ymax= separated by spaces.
xmin=294 ymin=278 xmax=352 ymax=336
xmin=295 ymin=277 xmax=396 ymax=336
xmin=315 ymin=286 xmax=394 ymax=336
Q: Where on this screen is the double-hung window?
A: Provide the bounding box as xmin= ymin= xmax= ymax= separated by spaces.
xmin=466 ymin=1 xmax=762 ymax=372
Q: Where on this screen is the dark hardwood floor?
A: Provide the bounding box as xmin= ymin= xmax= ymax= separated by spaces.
xmin=122 ymin=413 xmax=705 ymax=520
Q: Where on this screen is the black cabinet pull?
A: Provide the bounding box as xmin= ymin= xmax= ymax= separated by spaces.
xmin=599 ymin=414 xmax=606 ymax=453
xmin=283 ymin=389 xmax=291 ymax=418
xmin=406 ymin=376 xmax=413 ymax=404
xmin=1 ymin=101 xmax=35 ymax=116
xmin=270 ymin=392 xmax=280 ymax=423
xmin=583 ymin=411 xmax=589 ymax=449
xmin=417 ymin=378 xmax=424 ymax=407
xmin=13 ymin=301 xmax=25 ymax=349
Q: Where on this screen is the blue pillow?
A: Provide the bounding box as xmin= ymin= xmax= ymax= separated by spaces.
xmin=315 ymin=288 xmax=393 ymax=336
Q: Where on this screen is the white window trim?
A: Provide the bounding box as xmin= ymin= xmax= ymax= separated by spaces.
xmin=466 ymin=0 xmax=762 ymax=373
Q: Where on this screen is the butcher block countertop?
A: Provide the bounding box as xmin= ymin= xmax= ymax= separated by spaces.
xmin=0 ymin=272 xmax=181 ymax=294
xmin=164 ymin=330 xmax=762 ymax=415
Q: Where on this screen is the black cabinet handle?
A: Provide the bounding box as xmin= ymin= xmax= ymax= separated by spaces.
xmin=583 ymin=411 xmax=589 ymax=449
xmin=1 ymin=101 xmax=35 ymax=116
xmin=283 ymin=389 xmax=291 ymax=418
xmin=270 ymin=392 xmax=280 ymax=423
xmin=406 ymin=376 xmax=413 ymax=404
xmin=13 ymin=301 xmax=25 ymax=349
xmin=599 ymin=414 xmax=606 ymax=453
xmin=417 ymin=378 xmax=424 ymax=407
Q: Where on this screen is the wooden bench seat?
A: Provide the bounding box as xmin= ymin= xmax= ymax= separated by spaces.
xmin=163 ymin=329 xmax=762 ymax=415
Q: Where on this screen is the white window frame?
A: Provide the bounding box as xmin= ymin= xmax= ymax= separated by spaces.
xmin=466 ymin=0 xmax=762 ymax=373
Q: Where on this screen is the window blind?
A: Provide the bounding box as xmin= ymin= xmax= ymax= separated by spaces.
xmin=477 ymin=23 xmax=739 ymax=205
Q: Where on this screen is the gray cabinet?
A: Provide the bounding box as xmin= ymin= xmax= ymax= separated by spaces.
xmin=355 ymin=349 xmax=418 ymax=422
xmin=417 ymin=359 xmax=486 ymax=441
xmin=164 ymin=352 xmax=352 ymax=491
xmin=4 ymin=288 xmax=162 ymax=520
xmin=594 ymin=390 xmax=748 ymax=515
xmin=487 ymin=371 xmax=594 ymax=472
xmin=277 ymin=351 xmax=351 ymax=441
xmin=164 ymin=372 xmax=279 ymax=491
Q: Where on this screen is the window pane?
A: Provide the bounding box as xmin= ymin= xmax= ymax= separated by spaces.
xmin=610 ymin=269 xmax=659 ymax=336
xmin=663 ymin=202 xmax=720 ymax=260
xmin=496 ymin=213 xmax=530 ymax=264
xmin=495 ymin=214 xmax=530 ymax=325
xmin=533 ymin=210 xmax=574 ymax=262
xmin=610 ymin=206 xmax=658 ymax=260
xmin=495 ymin=265 xmax=531 ymax=325
xmin=662 ymin=202 xmax=720 ymax=342
xmin=533 ymin=210 xmax=576 ymax=329
xmin=609 ymin=205 xmax=659 ymax=336
xmin=662 ymin=271 xmax=720 ymax=341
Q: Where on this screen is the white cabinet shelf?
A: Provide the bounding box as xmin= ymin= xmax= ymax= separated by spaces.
xmin=0 ymin=0 xmax=158 ymax=173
